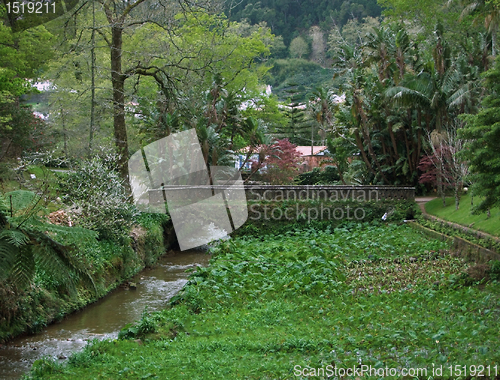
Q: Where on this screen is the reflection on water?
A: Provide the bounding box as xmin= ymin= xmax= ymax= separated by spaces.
xmin=0 ymin=250 xmax=211 ymax=380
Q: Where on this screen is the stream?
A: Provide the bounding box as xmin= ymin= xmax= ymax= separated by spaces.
xmin=0 ymin=250 xmax=211 ymax=379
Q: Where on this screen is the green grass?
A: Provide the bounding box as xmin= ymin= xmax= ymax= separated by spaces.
xmin=27 ymin=223 xmax=500 ymax=379
xmin=425 ymin=194 xmax=500 ymax=237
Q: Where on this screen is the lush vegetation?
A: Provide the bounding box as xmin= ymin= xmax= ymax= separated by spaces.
xmin=2 ymin=0 xmax=500 ymax=201
xmin=26 ymin=223 xmax=500 ymax=378
xmin=0 ymin=160 xmax=171 ymax=342
xmin=225 ymin=0 xmax=382 ymax=46
xmin=2 ymin=0 xmax=500 ymax=375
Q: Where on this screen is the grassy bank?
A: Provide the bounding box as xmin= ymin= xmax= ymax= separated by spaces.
xmin=425 ymin=194 xmax=500 ymax=237
xmin=0 ymin=213 xmax=171 ymax=342
xmin=27 ymin=223 xmax=500 ymax=379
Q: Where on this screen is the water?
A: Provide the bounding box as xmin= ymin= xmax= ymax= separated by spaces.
xmin=0 ymin=250 xmax=211 ymax=379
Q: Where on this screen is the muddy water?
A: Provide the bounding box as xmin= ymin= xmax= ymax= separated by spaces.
xmin=0 ymin=250 xmax=211 ymax=379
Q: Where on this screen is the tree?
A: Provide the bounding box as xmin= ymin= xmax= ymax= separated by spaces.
xmin=309 ymin=26 xmax=325 ymax=64
xmin=330 ymin=19 xmax=486 ymax=187
xmin=450 ymin=0 xmax=500 ymax=56
xmin=418 ymin=128 xmax=469 ymax=209
xmin=47 ymin=5 xmax=274 ymax=189
xmin=325 ymin=137 xmax=350 ymax=185
xmin=0 ymin=11 xmax=54 ymax=160
xmin=289 ymin=36 xmax=309 ymax=58
xmin=378 ymin=0 xmax=462 ymax=37
xmin=459 ymin=56 xmax=500 ymax=212
xmin=308 ymin=87 xmax=335 ymax=148
xmin=277 ymin=83 xmax=311 ymax=145
xmin=57 ymin=0 xmax=221 ymax=185
xmin=261 ymin=138 xmax=301 ymax=184
xmin=337 ymin=16 xmax=380 ymax=47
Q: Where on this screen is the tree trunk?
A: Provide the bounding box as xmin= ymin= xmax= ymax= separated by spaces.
xmin=387 ymin=121 xmax=400 ymax=161
xmin=357 ymin=104 xmax=388 ymax=184
xmin=111 ymin=25 xmax=130 ymax=193
xmin=338 ymin=169 xmax=347 ymax=185
xmin=439 ymin=162 xmax=445 ymax=207
xmin=89 ymin=0 xmax=96 ymax=155
xmin=354 ymin=130 xmax=376 ymax=176
xmin=403 ymin=127 xmax=413 ymax=174
xmin=416 ymin=109 xmax=422 ymax=166
xmin=454 ymin=185 xmax=460 ymax=210
xmin=61 ymin=107 xmax=68 ymax=162
xmin=492 ymin=29 xmax=496 ymax=57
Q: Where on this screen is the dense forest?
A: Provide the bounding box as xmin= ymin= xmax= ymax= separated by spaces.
xmin=1 ymin=0 xmax=500 ymax=214
xmin=2 ymin=0 xmax=500 ymax=203
xmin=225 ymin=0 xmax=382 ymax=44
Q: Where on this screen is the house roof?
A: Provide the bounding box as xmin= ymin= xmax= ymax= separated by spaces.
xmin=295 ymin=146 xmax=327 ymax=156
xmin=238 ymin=145 xmax=327 ymax=156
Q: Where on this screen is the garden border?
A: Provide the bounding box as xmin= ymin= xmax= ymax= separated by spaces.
xmin=408 ymin=220 xmax=500 ymax=263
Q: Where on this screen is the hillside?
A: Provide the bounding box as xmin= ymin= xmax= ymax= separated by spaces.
xmin=225 ymin=0 xmax=382 ymax=45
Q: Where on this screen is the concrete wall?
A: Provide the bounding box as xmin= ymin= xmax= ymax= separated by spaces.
xmin=408 ymin=221 xmax=500 ymax=263
xmin=149 ymin=185 xmax=415 ymax=204
xmin=243 ymin=185 xmax=415 ymax=202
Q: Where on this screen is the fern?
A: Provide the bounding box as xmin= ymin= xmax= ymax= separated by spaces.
xmin=0 ymin=238 xmax=17 ymax=281
xmin=30 ymin=229 xmax=97 ymax=294
xmin=10 ymin=245 xmax=35 ymax=289
xmin=0 ymin=191 xmax=97 ymax=294
xmin=0 ymin=229 xmax=29 ymax=247
xmin=4 ymin=190 xmax=37 ymax=216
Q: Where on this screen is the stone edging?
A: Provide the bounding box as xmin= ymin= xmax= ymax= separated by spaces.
xmin=421 ymin=213 xmax=500 ymax=246
xmin=407 ymin=221 xmax=500 ymax=264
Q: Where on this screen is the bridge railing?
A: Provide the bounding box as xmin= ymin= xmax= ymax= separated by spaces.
xmin=147 ymin=185 xmax=415 ymax=204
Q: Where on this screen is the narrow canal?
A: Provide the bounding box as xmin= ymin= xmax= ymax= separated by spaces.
xmin=0 ymin=250 xmax=211 ymax=379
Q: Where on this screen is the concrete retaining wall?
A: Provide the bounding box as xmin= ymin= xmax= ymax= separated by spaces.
xmin=408 ymin=221 xmax=500 ymax=263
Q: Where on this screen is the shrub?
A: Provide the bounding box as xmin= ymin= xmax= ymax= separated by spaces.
xmin=59 ymin=151 xmax=139 ymax=241
xmin=295 ymin=166 xmax=340 ymax=185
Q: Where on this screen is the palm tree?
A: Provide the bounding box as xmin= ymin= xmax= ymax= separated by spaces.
xmin=449 ymin=0 xmax=500 ymax=56
xmin=363 ymin=26 xmax=395 ymax=83
xmin=308 ymin=87 xmax=335 ymax=149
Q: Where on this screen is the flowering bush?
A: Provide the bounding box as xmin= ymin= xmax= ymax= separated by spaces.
xmin=60 ymin=151 xmax=139 ymax=241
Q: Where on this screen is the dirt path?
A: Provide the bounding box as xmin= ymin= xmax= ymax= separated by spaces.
xmin=415 ymin=196 xmax=437 ymax=214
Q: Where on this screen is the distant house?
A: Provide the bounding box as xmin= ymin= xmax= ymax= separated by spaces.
xmin=295 ymin=146 xmax=328 ymax=173
xmin=235 ymin=151 xmax=259 ymax=170
xmin=235 ymin=145 xmax=329 ymax=173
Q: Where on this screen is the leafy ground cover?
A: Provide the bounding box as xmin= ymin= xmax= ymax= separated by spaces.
xmin=27 ymin=223 xmax=500 ymax=379
xmin=425 ymin=195 xmax=500 ymax=237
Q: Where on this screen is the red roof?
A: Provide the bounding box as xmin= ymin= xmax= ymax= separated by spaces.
xmin=239 ymin=145 xmax=327 ymax=156
xmin=295 ymin=146 xmax=327 ymax=156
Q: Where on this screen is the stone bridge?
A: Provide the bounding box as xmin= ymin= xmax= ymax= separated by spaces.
xmin=148 ymin=185 xmax=415 ymax=204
